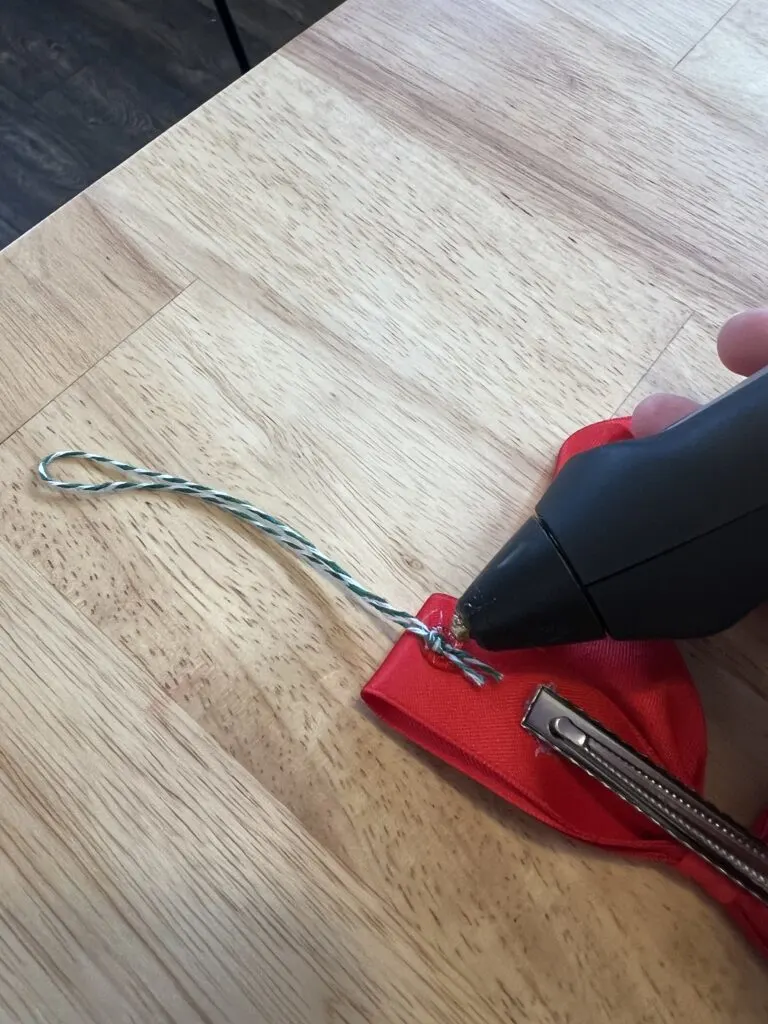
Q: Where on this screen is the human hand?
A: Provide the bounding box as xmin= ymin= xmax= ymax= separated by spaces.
xmin=631 ymin=309 xmax=768 ymax=437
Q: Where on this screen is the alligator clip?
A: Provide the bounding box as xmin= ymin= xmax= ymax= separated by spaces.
xmin=523 ymin=685 xmax=768 ymax=906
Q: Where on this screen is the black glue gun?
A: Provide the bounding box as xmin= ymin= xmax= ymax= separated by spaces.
xmin=454 ymin=368 xmax=768 ymax=651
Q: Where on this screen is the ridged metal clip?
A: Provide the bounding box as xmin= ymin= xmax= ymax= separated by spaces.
xmin=522 ymin=685 xmax=768 ymax=906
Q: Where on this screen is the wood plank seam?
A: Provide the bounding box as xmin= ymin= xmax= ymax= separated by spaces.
xmin=673 ymin=0 xmax=743 ymax=68
xmin=0 ymin=278 xmax=198 ymax=447
xmin=611 ymin=311 xmax=696 ymax=416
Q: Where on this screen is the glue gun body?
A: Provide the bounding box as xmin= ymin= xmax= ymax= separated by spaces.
xmin=456 ymin=368 xmax=768 ymax=651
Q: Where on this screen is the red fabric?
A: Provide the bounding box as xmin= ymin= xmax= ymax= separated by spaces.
xmin=362 ymin=417 xmax=768 ymax=955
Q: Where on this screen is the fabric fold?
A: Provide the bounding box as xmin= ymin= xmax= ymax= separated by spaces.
xmin=362 ymin=417 xmax=768 ymax=956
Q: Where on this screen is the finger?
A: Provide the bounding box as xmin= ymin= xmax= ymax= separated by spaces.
xmin=630 ymin=308 xmax=768 ymax=437
xmin=630 ymin=393 xmax=700 ymax=438
xmin=717 ymin=308 xmax=768 ymax=376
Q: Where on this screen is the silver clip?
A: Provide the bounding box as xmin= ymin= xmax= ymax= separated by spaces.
xmin=522 ymin=685 xmax=768 ymax=906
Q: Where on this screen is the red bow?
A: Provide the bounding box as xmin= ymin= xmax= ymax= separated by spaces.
xmin=362 ymin=418 xmax=768 ymax=956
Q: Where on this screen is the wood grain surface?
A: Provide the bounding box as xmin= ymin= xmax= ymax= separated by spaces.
xmin=0 ymin=1 xmax=766 ymax=1021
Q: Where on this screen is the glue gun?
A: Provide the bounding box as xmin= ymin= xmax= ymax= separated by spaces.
xmin=454 ymin=367 xmax=768 ymax=651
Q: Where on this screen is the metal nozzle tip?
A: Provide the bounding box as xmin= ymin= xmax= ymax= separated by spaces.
xmin=451 ymin=609 xmax=470 ymax=642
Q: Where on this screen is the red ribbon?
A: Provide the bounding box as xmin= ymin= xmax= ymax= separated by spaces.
xmin=362 ymin=418 xmax=768 ymax=956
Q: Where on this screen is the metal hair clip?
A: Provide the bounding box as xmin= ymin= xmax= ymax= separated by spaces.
xmin=522 ymin=686 xmax=768 ymax=906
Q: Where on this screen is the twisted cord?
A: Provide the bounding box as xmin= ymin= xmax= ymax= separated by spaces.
xmin=38 ymin=451 xmax=502 ymax=687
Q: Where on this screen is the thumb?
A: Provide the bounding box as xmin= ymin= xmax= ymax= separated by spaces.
xmin=630 ymin=394 xmax=699 ymax=438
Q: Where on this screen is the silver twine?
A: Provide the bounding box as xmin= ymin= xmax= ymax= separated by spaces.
xmin=38 ymin=451 xmax=502 ymax=687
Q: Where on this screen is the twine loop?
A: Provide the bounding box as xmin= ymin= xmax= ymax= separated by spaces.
xmin=38 ymin=451 xmax=501 ymax=687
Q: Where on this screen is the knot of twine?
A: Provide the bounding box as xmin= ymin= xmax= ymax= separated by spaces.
xmin=38 ymin=451 xmax=502 ymax=688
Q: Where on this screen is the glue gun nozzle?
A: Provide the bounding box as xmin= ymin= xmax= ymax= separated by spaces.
xmin=451 ymin=609 xmax=470 ymax=642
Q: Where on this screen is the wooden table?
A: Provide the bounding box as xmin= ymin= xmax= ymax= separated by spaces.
xmin=0 ymin=0 xmax=767 ymax=1020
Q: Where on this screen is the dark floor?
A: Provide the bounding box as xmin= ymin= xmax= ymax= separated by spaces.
xmin=0 ymin=0 xmax=339 ymax=249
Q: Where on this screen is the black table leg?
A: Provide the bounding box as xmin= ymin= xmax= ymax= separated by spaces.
xmin=213 ymin=0 xmax=250 ymax=74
